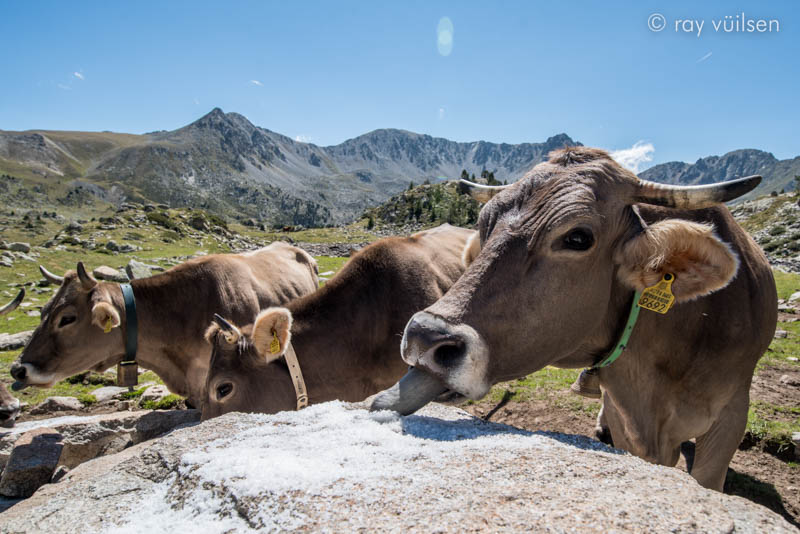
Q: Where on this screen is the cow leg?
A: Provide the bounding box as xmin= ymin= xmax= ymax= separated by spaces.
xmin=594 ymin=400 xmax=614 ymax=446
xmin=690 ymin=392 xmax=749 ymax=491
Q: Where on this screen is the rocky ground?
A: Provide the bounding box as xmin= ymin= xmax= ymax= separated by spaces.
xmin=1 ymin=404 xmax=795 ymax=533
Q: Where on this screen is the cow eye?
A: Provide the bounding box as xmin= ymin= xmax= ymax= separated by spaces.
xmin=58 ymin=315 xmax=77 ymax=328
xmin=216 ymin=382 xmax=233 ymax=400
xmin=563 ymin=228 xmax=594 ymax=251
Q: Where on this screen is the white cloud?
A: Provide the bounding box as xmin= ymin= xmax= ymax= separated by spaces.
xmin=73 ymin=71 xmax=84 ymax=80
xmin=610 ymin=141 xmax=655 ymax=173
xmin=438 ymin=107 xmax=445 ymax=120
xmin=295 ymin=135 xmax=312 ymax=143
xmin=193 ymin=98 xmax=200 ymax=105
xmin=57 ymin=83 xmax=71 ymax=91
xmin=696 ymin=51 xmax=712 ymax=63
xmin=250 ymin=80 xmax=263 ymax=86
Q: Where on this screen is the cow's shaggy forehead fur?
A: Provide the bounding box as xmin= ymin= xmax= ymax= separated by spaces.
xmin=477 ymin=147 xmax=638 ymax=247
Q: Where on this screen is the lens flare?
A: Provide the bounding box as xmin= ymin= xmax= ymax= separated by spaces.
xmin=437 ymin=17 xmax=454 ymax=56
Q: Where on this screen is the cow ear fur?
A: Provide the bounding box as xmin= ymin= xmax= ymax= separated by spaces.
xmin=91 ymin=302 xmax=121 ymax=331
xmin=616 ymin=219 xmax=740 ymax=303
xmin=462 ymin=232 xmax=481 ymax=268
xmin=252 ymin=307 xmax=293 ymax=363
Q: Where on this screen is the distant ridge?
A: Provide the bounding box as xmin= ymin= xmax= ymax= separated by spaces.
xmin=0 ymin=108 xmax=576 ymax=226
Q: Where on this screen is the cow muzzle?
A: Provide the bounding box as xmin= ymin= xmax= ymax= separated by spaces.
xmin=401 ymin=311 xmax=490 ymax=401
xmin=10 ymin=362 xmax=54 ymax=390
xmin=0 ymin=398 xmax=21 ymax=428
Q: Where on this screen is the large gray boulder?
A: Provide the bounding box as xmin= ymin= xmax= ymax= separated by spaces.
xmin=0 ymin=427 xmax=63 ymax=498
xmin=0 ymin=409 xmax=200 ymax=473
xmin=0 ymin=330 xmax=33 ymax=351
xmin=0 ymin=403 xmax=792 ymax=532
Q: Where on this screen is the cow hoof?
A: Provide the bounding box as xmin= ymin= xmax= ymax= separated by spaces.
xmin=594 ymin=425 xmax=614 ymax=446
xmin=570 ymin=368 xmax=601 ymax=398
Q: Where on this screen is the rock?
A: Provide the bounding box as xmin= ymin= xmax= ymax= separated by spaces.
xmin=0 ymin=410 xmax=200 ymax=473
xmin=50 ymin=465 xmax=69 ymax=483
xmin=793 ymin=432 xmax=800 ymax=461
xmin=0 ymin=404 xmax=793 ymax=532
xmin=777 ymin=304 xmax=796 ymax=314
xmin=126 ymin=259 xmax=152 ymax=280
xmin=29 ymin=396 xmax=84 ymax=415
xmin=0 ymin=259 xmax=12 ymax=268
xmin=140 ymin=385 xmax=170 ymax=404
xmin=105 ymin=240 xmax=120 ymax=252
xmin=789 ymin=291 xmax=800 ymax=302
xmin=774 ymin=329 xmax=789 ymax=339
xmin=92 ymin=265 xmax=129 ymax=283
xmin=779 ymin=374 xmax=800 ymax=387
xmin=7 ymin=242 xmax=31 ymax=253
xmin=0 ymin=427 xmax=63 ymax=498
xmin=0 ymin=330 xmax=32 ymax=351
xmin=90 ymin=386 xmax=129 ymax=403
xmin=64 ymin=222 xmax=83 ymax=234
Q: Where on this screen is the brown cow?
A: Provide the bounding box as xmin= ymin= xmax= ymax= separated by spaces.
xmin=10 ymin=243 xmax=319 ymax=406
xmin=372 ymin=147 xmax=777 ymax=491
xmin=0 ymin=289 xmax=24 ymax=427
xmin=202 ymin=224 xmax=475 ymax=419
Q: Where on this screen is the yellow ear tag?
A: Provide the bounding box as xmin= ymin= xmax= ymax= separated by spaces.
xmin=270 ymin=331 xmax=281 ymax=355
xmin=103 ymin=317 xmax=113 ymax=334
xmin=638 ymin=273 xmax=676 ymax=314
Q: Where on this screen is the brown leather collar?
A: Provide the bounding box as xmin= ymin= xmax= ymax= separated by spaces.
xmin=283 ymin=342 xmax=308 ymax=410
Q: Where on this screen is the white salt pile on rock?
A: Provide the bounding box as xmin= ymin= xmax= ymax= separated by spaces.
xmin=0 ymin=403 xmax=793 ymax=532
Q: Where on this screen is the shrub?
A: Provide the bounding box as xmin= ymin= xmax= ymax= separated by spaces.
xmin=77 ymin=393 xmax=97 ymax=406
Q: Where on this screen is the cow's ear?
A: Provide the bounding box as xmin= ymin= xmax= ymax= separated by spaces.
xmin=462 ymin=232 xmax=481 ymax=267
xmin=616 ymin=219 xmax=739 ymax=303
xmin=252 ymin=307 xmax=293 ymax=363
xmin=91 ymin=302 xmax=121 ymax=331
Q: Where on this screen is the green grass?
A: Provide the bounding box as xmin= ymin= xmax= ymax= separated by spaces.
xmin=141 ymin=394 xmax=182 ymax=410
xmin=746 ymin=402 xmax=799 ymax=457
xmin=773 ymin=269 xmax=800 ymax=300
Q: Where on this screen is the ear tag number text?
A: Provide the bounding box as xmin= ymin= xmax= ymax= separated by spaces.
xmin=638 ymin=273 xmax=675 ymax=314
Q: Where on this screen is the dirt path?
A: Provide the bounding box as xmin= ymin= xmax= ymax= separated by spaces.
xmin=463 ymin=365 xmax=800 ymax=528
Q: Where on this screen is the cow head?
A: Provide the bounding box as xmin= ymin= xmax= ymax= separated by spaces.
xmin=10 ymin=263 xmax=126 ymax=389
xmin=202 ymin=308 xmax=293 ymax=419
xmin=374 ymin=147 xmax=758 ymax=413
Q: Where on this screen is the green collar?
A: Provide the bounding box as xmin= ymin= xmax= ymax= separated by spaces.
xmin=120 ymin=283 xmax=138 ymax=362
xmin=592 ymin=291 xmax=642 ymax=369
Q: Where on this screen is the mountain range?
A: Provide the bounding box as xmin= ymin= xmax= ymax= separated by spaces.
xmin=1 ymin=108 xmax=797 ymax=226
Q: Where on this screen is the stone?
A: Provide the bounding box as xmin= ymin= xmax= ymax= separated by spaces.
xmin=0 ymin=410 xmax=200 ymax=473
xmin=90 ymin=386 xmax=129 ymax=403
xmin=793 ymin=432 xmax=800 ymax=461
xmin=7 ymin=242 xmax=31 ymax=253
xmin=779 ymin=374 xmax=800 ymax=387
xmin=64 ymin=222 xmax=83 ymax=234
xmin=0 ymin=404 xmax=793 ymax=533
xmin=140 ymin=385 xmax=170 ymax=404
xmin=774 ymin=329 xmax=789 ymax=339
xmin=789 ymin=291 xmax=800 ymax=302
xmin=105 ymin=240 xmax=120 ymax=252
xmin=125 ymin=259 xmax=152 ymax=280
xmin=29 ymin=396 xmax=84 ymax=415
xmin=0 ymin=427 xmax=63 ymax=498
xmin=92 ymin=265 xmax=129 ymax=283
xmin=0 ymin=330 xmax=32 ymax=351
xmin=0 ymin=259 xmax=12 ymax=268
xmin=777 ymin=304 xmax=796 ymax=314
xmin=50 ymin=465 xmax=69 ymax=483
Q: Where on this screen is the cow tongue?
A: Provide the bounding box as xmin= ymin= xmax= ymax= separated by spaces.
xmin=370 ymin=367 xmax=448 ymax=415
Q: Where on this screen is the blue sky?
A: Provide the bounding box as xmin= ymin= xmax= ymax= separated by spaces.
xmin=0 ymin=1 xmax=797 ymax=170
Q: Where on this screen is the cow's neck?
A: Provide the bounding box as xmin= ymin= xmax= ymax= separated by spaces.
xmin=276 ymin=272 xmax=408 ymax=408
xmin=118 ymin=278 xmax=209 ymax=402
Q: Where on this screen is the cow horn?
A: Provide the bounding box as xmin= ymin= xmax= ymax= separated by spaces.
xmin=39 ymin=265 xmax=65 ymax=285
xmin=213 ymin=314 xmax=240 ymax=344
xmin=0 ymin=289 xmax=24 ymax=316
xmin=459 ymin=179 xmax=511 ymax=203
xmin=76 ymin=262 xmax=97 ymax=290
xmin=633 ymin=175 xmax=762 ymax=209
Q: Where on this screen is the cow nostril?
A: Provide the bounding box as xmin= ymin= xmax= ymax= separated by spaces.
xmin=11 ymin=365 xmax=26 ymax=381
xmin=433 ymin=340 xmax=465 ymax=369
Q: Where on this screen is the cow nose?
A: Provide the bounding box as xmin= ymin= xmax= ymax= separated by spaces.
xmin=402 ymin=312 xmax=468 ymax=372
xmin=10 ymin=363 xmax=26 ymax=381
